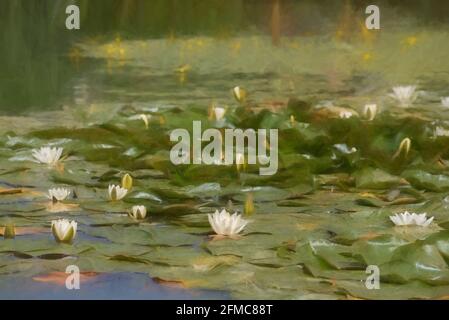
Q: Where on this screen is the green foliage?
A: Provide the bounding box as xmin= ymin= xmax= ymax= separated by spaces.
xmin=1 ymin=95 xmax=449 ymax=299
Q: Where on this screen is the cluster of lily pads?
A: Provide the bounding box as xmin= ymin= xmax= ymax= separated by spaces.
xmin=30 ymin=84 xmax=447 ymax=245
xmin=30 ymin=144 xmax=249 ymax=244
xmin=2 ymin=83 xmax=449 ymax=299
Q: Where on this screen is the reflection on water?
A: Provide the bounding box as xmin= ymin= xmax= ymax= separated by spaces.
xmin=2 ymin=0 xmax=449 ymax=116
xmin=0 ymin=272 xmax=229 ymax=300
xmin=4 ymin=31 xmax=449 ymax=119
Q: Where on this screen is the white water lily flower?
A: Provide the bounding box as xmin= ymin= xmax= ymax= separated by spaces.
xmin=108 ymin=184 xmax=128 ymax=201
xmin=363 ymin=104 xmax=377 ymax=121
xmin=390 ymin=211 xmax=434 ymax=227
xmin=389 ymin=86 xmax=418 ymax=107
xmin=334 ymin=144 xmax=357 ymax=154
xmin=51 ymin=219 xmax=77 ymax=243
xmin=32 ymin=147 xmax=63 ymax=165
xmin=434 ymin=126 xmax=449 ymax=137
xmin=208 ymin=209 xmax=249 ymax=237
xmin=339 ymin=111 xmax=354 ymax=119
xmin=213 ymin=106 xmax=226 ymax=121
xmin=47 ymin=188 xmax=71 ymax=202
xmin=442 ymin=97 xmax=449 ymax=108
xmin=129 ymin=205 xmax=147 ymax=220
xmin=138 ymin=114 xmax=150 ymax=129
xmin=129 ymin=114 xmax=150 ymax=128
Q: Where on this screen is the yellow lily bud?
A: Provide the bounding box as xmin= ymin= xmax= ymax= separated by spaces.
xmin=233 ymin=86 xmax=247 ymax=103
xmin=236 ymin=153 xmax=246 ymax=172
xmin=208 ymin=104 xmax=214 ymax=120
xmin=139 ymin=114 xmax=149 ymax=129
xmin=244 ymin=193 xmax=255 ymax=216
xmin=393 ymin=138 xmax=411 ymax=159
xmin=121 ymin=173 xmax=133 ymax=190
xmin=175 ymin=64 xmax=191 ymax=74
xmin=290 ymin=115 xmax=296 ymax=124
xmin=4 ymin=225 xmax=15 ymax=239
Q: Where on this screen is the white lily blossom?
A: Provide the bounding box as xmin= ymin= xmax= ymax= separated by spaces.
xmin=47 ymin=188 xmax=71 ymax=202
xmin=389 ymin=86 xmax=418 ymax=107
xmin=32 ymin=147 xmax=63 ymax=165
xmin=129 ymin=114 xmax=150 ymax=128
xmin=108 ymin=184 xmax=128 ymax=201
xmin=208 ymin=209 xmax=249 ymax=237
xmin=441 ymin=97 xmax=449 ymax=108
xmin=339 ymin=111 xmax=354 ymax=119
xmin=389 ymin=211 xmax=434 ymax=227
xmin=51 ymin=219 xmax=77 ymax=243
xmin=363 ymin=104 xmax=378 ymax=121
xmin=434 ymin=126 xmax=449 ymax=137
xmin=213 ymin=106 xmax=226 ymax=121
xmin=334 ymin=144 xmax=357 ymax=154
xmin=129 ymin=205 xmax=147 ymax=220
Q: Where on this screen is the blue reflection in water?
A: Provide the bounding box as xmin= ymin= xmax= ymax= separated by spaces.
xmin=0 ymin=272 xmax=229 ymax=300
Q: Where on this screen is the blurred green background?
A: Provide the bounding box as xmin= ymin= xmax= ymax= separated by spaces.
xmin=1 ymin=0 xmax=448 ymax=113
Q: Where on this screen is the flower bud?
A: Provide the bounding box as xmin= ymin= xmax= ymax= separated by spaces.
xmin=121 ymin=173 xmax=133 ymax=190
xmin=244 ymin=193 xmax=255 ymax=216
xmin=393 ymin=137 xmax=411 ymax=159
xmin=129 ymin=205 xmax=147 ymax=220
xmin=363 ymin=104 xmax=377 ymax=121
xmin=51 ymin=219 xmax=77 ymax=243
xmin=233 ymin=86 xmax=247 ymax=103
xmin=4 ymin=225 xmax=16 ymax=239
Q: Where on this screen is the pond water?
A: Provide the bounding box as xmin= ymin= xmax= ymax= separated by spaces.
xmin=0 ymin=272 xmax=228 ymax=300
xmin=2 ymin=19 xmax=449 ymax=300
